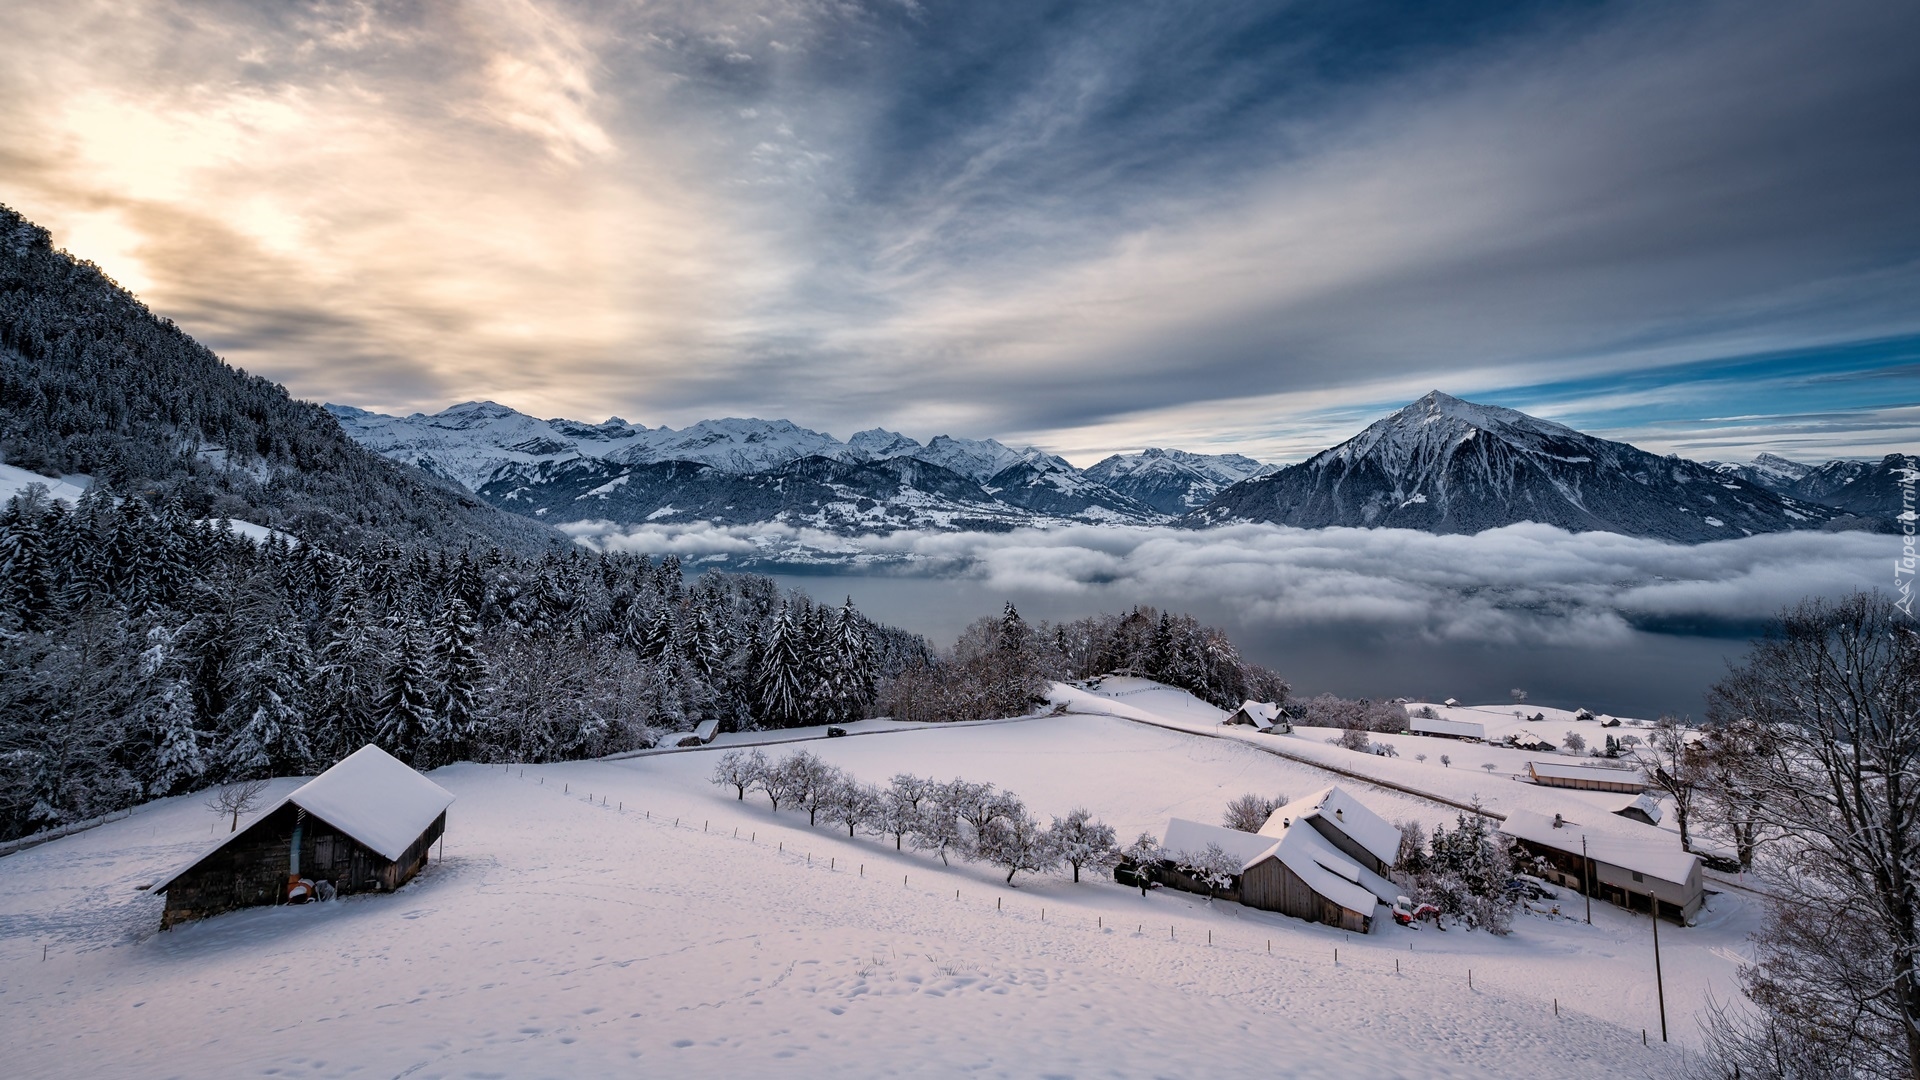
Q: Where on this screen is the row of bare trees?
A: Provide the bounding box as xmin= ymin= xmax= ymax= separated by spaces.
xmin=710 ymin=748 xmax=1122 ymax=885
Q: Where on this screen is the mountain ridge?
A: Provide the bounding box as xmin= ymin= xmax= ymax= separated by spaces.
xmin=330 ymin=393 xmax=1908 ymax=542
xmin=1186 ymin=391 xmax=1856 ymax=542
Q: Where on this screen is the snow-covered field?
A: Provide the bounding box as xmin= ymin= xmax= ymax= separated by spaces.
xmin=0 ymin=690 xmax=1752 ymax=1078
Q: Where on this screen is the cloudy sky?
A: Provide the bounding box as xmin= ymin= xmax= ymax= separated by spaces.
xmin=4 ymin=0 xmax=1916 ymax=465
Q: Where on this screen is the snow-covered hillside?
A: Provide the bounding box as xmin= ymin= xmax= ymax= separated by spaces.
xmin=3 ymin=687 xmax=1752 ymax=1077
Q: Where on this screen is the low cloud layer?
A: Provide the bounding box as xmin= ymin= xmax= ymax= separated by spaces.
xmin=563 ymin=521 xmax=1891 ymax=648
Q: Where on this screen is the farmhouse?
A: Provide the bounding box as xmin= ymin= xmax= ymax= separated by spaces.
xmin=1501 ymin=809 xmax=1703 ymax=924
xmin=1409 ymin=715 xmax=1485 ymax=741
xmin=152 ymin=745 xmax=454 ymax=929
xmin=1524 ymin=760 xmax=1649 ymax=794
xmin=1225 ymin=700 xmax=1288 ymax=733
xmin=1149 ymin=786 xmax=1399 ymax=932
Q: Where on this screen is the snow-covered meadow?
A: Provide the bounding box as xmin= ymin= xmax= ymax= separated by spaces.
xmin=0 ymin=688 xmax=1752 ymax=1078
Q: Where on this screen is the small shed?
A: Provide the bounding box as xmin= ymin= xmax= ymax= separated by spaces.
xmin=1612 ymin=792 xmax=1664 ymax=826
xmin=1410 ymin=715 xmax=1485 ymax=742
xmin=676 ymin=718 xmax=721 ymax=747
xmin=1225 ymin=700 xmax=1287 ymax=733
xmin=152 ymin=746 xmax=454 ymax=929
xmin=1525 ymin=760 xmax=1648 ymax=794
xmin=1501 ymin=809 xmax=1703 ymax=924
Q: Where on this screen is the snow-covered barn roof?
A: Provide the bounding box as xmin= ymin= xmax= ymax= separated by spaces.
xmin=1500 ymin=809 xmax=1698 ymax=886
xmin=1260 ymin=819 xmax=1393 ymax=915
xmin=288 ymin=745 xmax=456 ymax=862
xmin=1160 ymin=818 xmax=1277 ymax=865
xmin=1257 ymin=785 xmax=1401 ymax=867
xmin=1524 ymin=760 xmax=1648 ymax=785
xmin=152 ymin=746 xmax=454 ymax=892
xmin=1232 ymin=701 xmax=1283 ymax=723
xmin=1157 ymin=816 xmax=1387 ymax=916
xmin=1410 ymin=715 xmax=1485 ymax=739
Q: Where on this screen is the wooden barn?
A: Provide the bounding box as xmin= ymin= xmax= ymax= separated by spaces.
xmin=1150 ymin=786 xmax=1401 ymax=932
xmin=1524 ymin=760 xmax=1648 ymax=794
xmin=1501 ymin=809 xmax=1703 ymax=924
xmin=1409 ymin=715 xmax=1485 ymax=741
xmin=152 ymin=745 xmax=455 ymax=930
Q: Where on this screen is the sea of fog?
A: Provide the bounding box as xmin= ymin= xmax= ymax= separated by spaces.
xmin=560 ymin=519 xmax=1897 ymax=721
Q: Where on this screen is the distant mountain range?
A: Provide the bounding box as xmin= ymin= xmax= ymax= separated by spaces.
xmin=331 ymin=394 xmax=1910 ymax=542
xmin=327 ymin=402 xmax=1269 ymax=531
xmin=1708 ymin=451 xmax=1916 ymax=520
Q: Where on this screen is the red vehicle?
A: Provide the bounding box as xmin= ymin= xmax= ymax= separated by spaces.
xmin=1391 ymin=897 xmax=1442 ymax=926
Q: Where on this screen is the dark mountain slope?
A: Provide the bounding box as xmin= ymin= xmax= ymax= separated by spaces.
xmin=1782 ymin=454 xmax=1916 ymax=521
xmin=1189 ymin=392 xmax=1835 ymax=541
xmin=0 ymin=205 xmax=559 ymax=553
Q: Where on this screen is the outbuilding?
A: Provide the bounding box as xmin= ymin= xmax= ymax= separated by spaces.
xmin=1225 ymin=700 xmax=1288 ymax=733
xmin=1524 ymin=760 xmax=1649 ymax=794
xmin=1501 ymin=809 xmax=1703 ymax=924
xmin=151 ymin=745 xmax=454 ymax=929
xmin=1612 ymin=792 xmax=1664 ymax=827
xmin=1410 ymin=715 xmax=1486 ymax=742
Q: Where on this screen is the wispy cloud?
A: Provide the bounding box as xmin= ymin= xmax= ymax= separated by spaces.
xmin=2 ymin=0 xmax=1915 ymax=459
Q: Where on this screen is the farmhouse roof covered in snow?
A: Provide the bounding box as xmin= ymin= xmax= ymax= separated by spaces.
xmin=1524 ymin=759 xmax=1649 ymax=792
xmin=1500 ymin=809 xmax=1697 ymax=885
xmin=1258 ymin=785 xmax=1402 ymax=868
xmin=1409 ymin=715 xmax=1486 ymax=740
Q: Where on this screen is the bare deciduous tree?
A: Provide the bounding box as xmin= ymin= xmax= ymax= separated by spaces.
xmin=1221 ymin=792 xmax=1287 ymax=832
xmin=1698 ymin=592 xmax=1920 ymax=1080
xmin=204 ymin=778 xmax=269 ymax=833
xmin=709 ymin=749 xmax=764 ymax=801
xmin=1637 ymin=718 xmax=1704 ymax=851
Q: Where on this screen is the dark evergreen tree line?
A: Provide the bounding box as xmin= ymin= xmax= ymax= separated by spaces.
xmin=881 ymin=603 xmax=1291 ymax=722
xmin=0 ymin=483 xmax=926 ymax=840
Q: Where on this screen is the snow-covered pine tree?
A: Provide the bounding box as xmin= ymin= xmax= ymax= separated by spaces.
xmin=756 ymin=603 xmax=809 ymax=728
xmin=145 ymin=678 xmax=206 ymax=797
xmin=311 ymin=568 xmax=382 ymax=760
xmin=827 ymin=597 xmax=877 ymax=722
xmin=0 ymin=489 xmax=53 ymax=630
xmin=373 ymin=615 xmax=435 ymax=767
xmin=218 ymin=616 xmax=314 ymax=779
xmin=426 ymin=596 xmax=487 ymax=767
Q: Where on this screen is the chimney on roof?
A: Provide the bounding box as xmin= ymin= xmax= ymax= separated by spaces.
xmin=1552 ymin=813 xmax=1564 ymax=829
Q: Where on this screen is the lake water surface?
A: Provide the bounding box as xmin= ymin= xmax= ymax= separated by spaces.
xmin=771 ymin=571 xmax=1751 ymax=720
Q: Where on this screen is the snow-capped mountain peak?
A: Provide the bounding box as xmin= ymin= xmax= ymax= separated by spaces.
xmin=847 ymin=427 xmax=923 ymax=459
xmin=1192 ymin=391 xmax=1836 ymax=541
